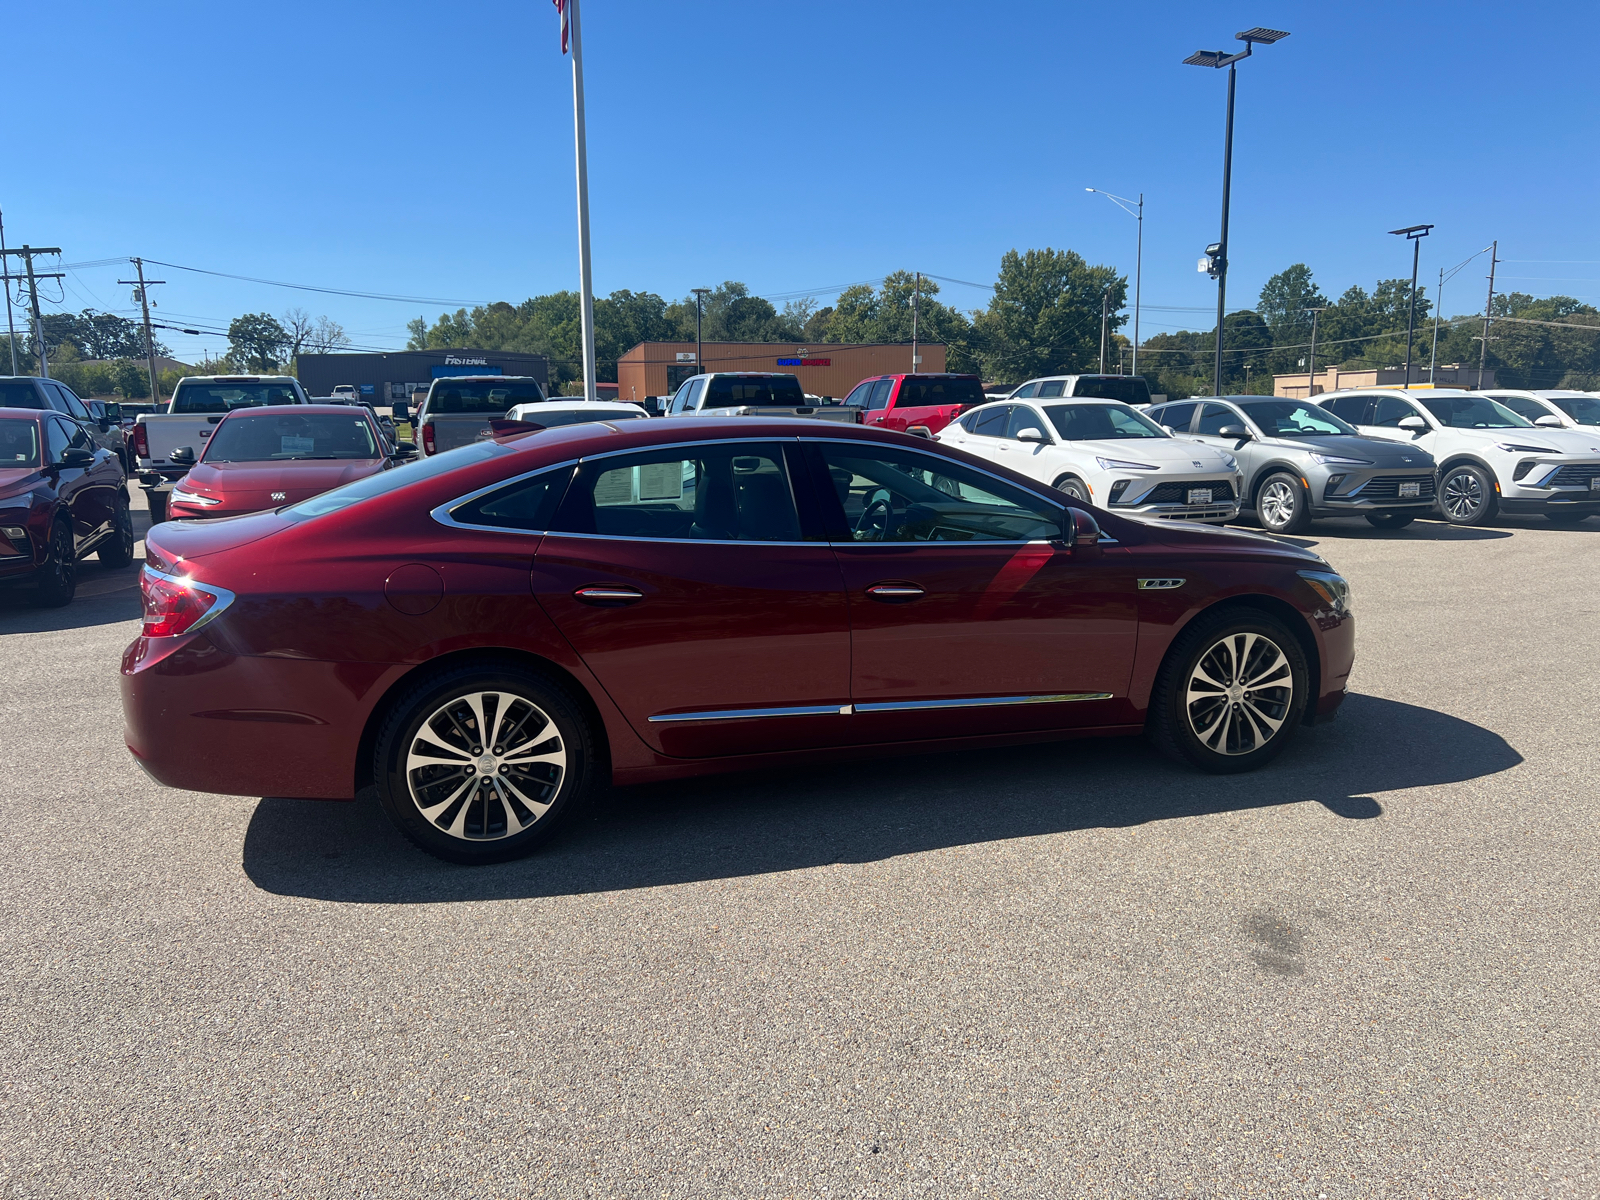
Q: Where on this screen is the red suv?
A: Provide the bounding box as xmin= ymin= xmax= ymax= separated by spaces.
xmin=846 ymin=373 xmax=986 ymax=435
xmin=121 ymin=419 xmax=1354 ymax=865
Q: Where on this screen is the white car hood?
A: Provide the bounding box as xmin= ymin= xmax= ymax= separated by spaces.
xmin=1443 ymin=426 xmax=1600 ymax=456
xmin=1077 ymin=437 xmax=1234 ymax=468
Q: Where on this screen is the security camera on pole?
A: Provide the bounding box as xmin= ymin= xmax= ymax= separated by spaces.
xmin=554 ymin=0 xmax=598 ymax=401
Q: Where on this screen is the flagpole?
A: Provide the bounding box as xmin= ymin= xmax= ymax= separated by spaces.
xmin=567 ymin=0 xmax=597 ymax=401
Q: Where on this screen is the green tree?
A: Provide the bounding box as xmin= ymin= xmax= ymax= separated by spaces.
xmin=972 ymin=248 xmax=1125 ymax=382
xmin=228 ymin=313 xmax=290 ymax=371
xmin=1256 ymin=265 xmax=1328 ymax=375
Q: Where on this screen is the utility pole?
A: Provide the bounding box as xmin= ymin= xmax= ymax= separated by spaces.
xmin=0 ymin=246 xmax=64 ymax=379
xmin=1303 ymin=306 xmax=1328 ymax=398
xmin=1429 ymin=267 xmax=1444 ymax=383
xmin=692 ymin=287 xmax=710 ymax=379
xmin=1099 ymin=288 xmax=1110 ymax=374
xmin=118 ymin=258 xmax=165 ymax=406
xmin=0 ymin=210 xmax=17 ymax=375
xmin=911 ymin=272 xmax=920 ymax=374
xmin=1479 ymin=239 xmax=1499 ymax=383
xmin=1387 ymin=224 xmax=1432 ymax=390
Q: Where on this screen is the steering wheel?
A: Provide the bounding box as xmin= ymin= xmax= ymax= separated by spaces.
xmin=853 ymin=488 xmax=896 ymax=541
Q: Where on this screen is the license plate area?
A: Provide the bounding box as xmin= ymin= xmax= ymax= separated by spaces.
xmin=1186 ymin=488 xmax=1213 ymax=505
xmin=1397 ymin=481 xmax=1421 ymax=498
xmin=1590 ymin=477 xmax=1599 ymax=492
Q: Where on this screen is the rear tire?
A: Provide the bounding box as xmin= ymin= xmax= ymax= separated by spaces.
xmin=145 ymin=490 xmax=168 ymax=524
xmin=1147 ymin=607 xmax=1309 ymax=774
xmin=1439 ymin=464 xmax=1498 ymax=525
xmin=1256 ymin=472 xmax=1312 ymax=534
xmin=1365 ymin=511 xmax=1415 ymax=530
xmin=1053 ymin=475 xmax=1091 ymax=503
xmin=99 ymin=490 xmax=136 ymax=568
xmin=373 ymin=664 xmax=598 ymax=865
xmin=32 ymin=519 xmax=77 ymax=608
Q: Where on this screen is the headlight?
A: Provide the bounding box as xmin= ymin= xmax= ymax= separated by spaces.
xmin=1096 ymin=457 xmax=1160 ymax=471
xmin=1309 ymin=453 xmax=1375 ymax=466
xmin=170 ymin=487 xmax=221 ymax=507
xmin=1298 ymin=569 xmax=1352 ymax=616
xmin=1493 ymin=442 xmax=1556 ymax=454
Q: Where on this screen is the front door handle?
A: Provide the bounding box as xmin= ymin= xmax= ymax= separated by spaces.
xmin=865 ymin=583 xmax=924 ymax=602
xmin=574 ymin=586 xmax=644 ymax=605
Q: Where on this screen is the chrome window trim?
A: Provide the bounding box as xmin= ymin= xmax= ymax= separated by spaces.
xmin=430 ymin=458 xmax=580 ymax=535
xmin=649 ymin=692 xmax=1113 ymax=723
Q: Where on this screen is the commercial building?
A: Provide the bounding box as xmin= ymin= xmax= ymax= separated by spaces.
xmin=615 ymin=341 xmax=945 ymax=403
xmin=1275 ymin=363 xmax=1497 ymax=398
xmin=296 ymin=349 xmax=550 ymax=404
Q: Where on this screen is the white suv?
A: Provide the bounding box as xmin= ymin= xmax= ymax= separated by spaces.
xmin=1481 ymin=389 xmax=1600 ymax=432
xmin=1315 ymin=388 xmax=1600 ymax=525
xmin=936 ymin=397 xmax=1243 ymax=522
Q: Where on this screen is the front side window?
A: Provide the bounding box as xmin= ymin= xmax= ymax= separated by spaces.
xmin=843 ymin=381 xmax=874 ymax=408
xmin=1036 ymin=381 xmax=1066 ymax=398
xmin=1420 ymin=395 xmax=1532 ymax=429
xmin=203 ymin=412 xmax=380 ymax=462
xmin=815 ymin=443 xmax=1062 ymax=543
xmin=65 ymin=420 xmax=93 ymax=451
xmin=1551 ymin=395 xmax=1600 ymax=425
xmin=685 ymin=379 xmax=706 ymax=410
xmin=44 ymin=417 xmax=72 ymax=463
xmin=554 ymin=443 xmax=803 ymax=542
xmin=1006 ymin=405 xmax=1051 ymax=440
xmin=1152 ymin=401 xmax=1197 ymax=432
xmin=866 ymin=379 xmax=893 ymax=410
xmin=51 ymin=384 xmax=90 ymax=420
xmin=1196 ymin=403 xmax=1245 ymax=436
xmin=0 ymin=418 xmax=41 ymax=466
xmin=968 ymin=404 xmax=1010 ymax=437
xmin=1493 ymin=395 xmax=1552 ymax=423
xmin=1010 ymin=383 xmax=1039 ymax=399
xmin=1238 ymin=400 xmax=1355 ymax=436
xmin=1371 ymin=396 xmax=1425 ymax=427
xmin=1044 ymin=403 xmax=1168 ymax=441
xmin=171 ymin=382 xmax=300 ymax=413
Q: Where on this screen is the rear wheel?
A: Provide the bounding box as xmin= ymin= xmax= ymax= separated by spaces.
xmin=1053 ymin=475 xmax=1091 ymax=503
xmin=1256 ymin=472 xmax=1312 ymax=534
xmin=1439 ymin=464 xmax=1498 ymax=525
xmin=145 ymin=490 xmax=169 ymax=524
xmin=374 ymin=664 xmax=598 ymax=864
xmin=1148 ymin=608 xmax=1309 ymax=774
xmin=1365 ymin=511 xmax=1415 ymax=530
xmin=33 ymin=519 xmax=76 ymax=608
xmin=99 ymin=490 xmax=136 ymax=568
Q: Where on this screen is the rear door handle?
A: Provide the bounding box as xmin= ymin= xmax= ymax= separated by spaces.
xmin=866 ymin=583 xmax=924 ymax=602
xmin=574 ymin=586 xmax=644 ymax=605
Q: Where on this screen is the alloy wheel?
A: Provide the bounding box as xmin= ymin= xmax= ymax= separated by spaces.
xmin=1184 ymin=631 xmax=1294 ymax=756
xmin=1055 ymin=477 xmax=1090 ymax=502
xmin=405 ymin=690 xmax=567 ymax=841
xmin=1441 ymin=470 xmax=1484 ymax=521
xmin=1259 ymin=480 xmax=1297 ymax=530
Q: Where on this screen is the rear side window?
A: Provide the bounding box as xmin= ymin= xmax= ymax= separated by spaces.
xmin=1152 ymin=401 xmax=1197 ymax=432
xmin=1010 ymin=383 xmax=1039 ymax=399
xmin=1036 ymin=381 xmax=1065 ymax=398
xmin=703 ymin=375 xmax=805 ymax=407
xmin=1322 ymin=395 xmax=1372 ymax=424
xmin=449 ymin=467 xmax=573 ymax=531
xmin=0 ymin=380 xmax=46 ymax=409
xmin=896 ymin=377 xmax=985 ymax=407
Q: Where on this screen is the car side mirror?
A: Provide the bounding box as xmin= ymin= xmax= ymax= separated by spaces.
xmin=392 ymin=402 xmax=410 ymax=422
xmin=169 ymin=446 xmax=197 ymax=466
xmin=391 ymin=441 xmax=417 ymax=458
xmin=60 ymin=446 xmax=95 ymax=467
xmin=1534 ymin=414 xmax=1564 ymax=428
xmin=1398 ymin=415 xmax=1427 ymax=433
xmin=1067 ymin=507 xmax=1100 ymax=547
xmin=1217 ymin=424 xmax=1251 ymax=440
xmin=1016 ymin=427 xmax=1047 ymax=443
xmin=1161 ymin=425 xmax=1179 ymax=435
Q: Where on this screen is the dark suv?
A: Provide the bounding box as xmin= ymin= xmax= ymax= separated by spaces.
xmin=0 ymin=376 xmax=128 ymax=467
xmin=0 ymin=406 xmax=135 ymax=606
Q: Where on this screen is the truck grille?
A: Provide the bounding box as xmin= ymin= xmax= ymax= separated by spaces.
xmin=1353 ymin=474 xmax=1436 ymax=501
xmin=1136 ymin=479 xmax=1236 ymax=505
xmin=1547 ymin=464 xmax=1600 ymax=488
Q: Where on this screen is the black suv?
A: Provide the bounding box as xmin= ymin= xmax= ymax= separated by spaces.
xmin=0 ymin=376 xmax=128 ymax=467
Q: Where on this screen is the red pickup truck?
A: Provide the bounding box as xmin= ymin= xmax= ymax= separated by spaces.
xmin=844 ymin=373 xmax=986 ymax=436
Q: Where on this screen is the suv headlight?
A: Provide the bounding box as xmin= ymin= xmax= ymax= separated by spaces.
xmin=1493 ymin=442 xmax=1556 ymax=454
xmin=170 ymin=487 xmax=221 ymax=507
xmin=1298 ymin=569 xmax=1351 ymax=616
xmin=1096 ymin=457 xmax=1159 ymax=471
xmin=1309 ymin=453 xmax=1374 ymax=466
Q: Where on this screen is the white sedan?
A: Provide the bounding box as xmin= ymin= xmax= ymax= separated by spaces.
xmin=504 ymin=399 xmax=651 ymax=427
xmin=936 ymin=398 xmax=1244 ymax=523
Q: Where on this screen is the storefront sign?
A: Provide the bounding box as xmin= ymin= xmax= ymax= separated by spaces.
xmin=675 ymin=352 xmax=697 ymax=362
xmin=444 ymin=355 xmax=489 ymax=366
xmin=777 ymin=358 xmax=832 ymax=366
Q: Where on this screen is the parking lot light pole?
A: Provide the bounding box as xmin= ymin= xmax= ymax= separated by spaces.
xmin=1184 ymin=28 xmax=1290 ymax=398
xmin=691 ymin=288 xmax=710 ymax=377
xmin=1085 ymin=188 xmax=1143 ymax=376
xmin=1388 ymin=224 xmax=1434 ymax=389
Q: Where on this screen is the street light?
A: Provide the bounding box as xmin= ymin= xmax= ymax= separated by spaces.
xmin=1184 ymin=26 xmax=1290 ymax=398
xmin=1387 ymin=224 xmax=1433 ymax=389
xmin=1086 ymin=187 xmax=1143 ymax=377
xmin=691 ymin=287 xmax=711 ymax=378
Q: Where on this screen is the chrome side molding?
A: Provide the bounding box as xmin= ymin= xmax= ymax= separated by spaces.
xmin=648 ymin=692 xmax=1113 ymax=723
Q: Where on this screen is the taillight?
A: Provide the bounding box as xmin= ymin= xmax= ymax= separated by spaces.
xmin=854 ymin=408 xmax=865 ymax=424
xmin=421 ymin=422 xmax=436 ymax=454
xmin=132 ymin=422 xmax=149 ymax=458
xmin=139 ymin=567 xmax=235 ymax=638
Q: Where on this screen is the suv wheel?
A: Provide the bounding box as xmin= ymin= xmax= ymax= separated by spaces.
xmin=33 ymin=519 xmax=77 ymax=608
xmin=1256 ymin=472 xmax=1312 ymax=534
xmin=1440 ymin=464 xmax=1497 ymax=525
xmin=374 ymin=665 xmax=598 ymax=865
xmin=1365 ymin=511 xmax=1415 ymax=530
xmin=1148 ymin=608 xmax=1309 ymax=774
xmin=1053 ymin=475 xmax=1091 ymax=502
xmin=99 ymin=491 xmax=136 ymax=568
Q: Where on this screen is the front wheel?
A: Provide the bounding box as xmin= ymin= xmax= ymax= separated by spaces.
xmin=33 ymin=519 xmax=77 ymax=608
xmin=374 ymin=665 xmax=598 ymax=864
xmin=1439 ymin=464 xmax=1498 ymax=525
xmin=99 ymin=490 xmax=136 ymax=568
xmin=1365 ymin=511 xmax=1415 ymax=530
xmin=1053 ymin=475 xmax=1092 ymax=503
xmin=1256 ymin=472 xmax=1312 ymax=534
xmin=1148 ymin=608 xmax=1309 ymax=774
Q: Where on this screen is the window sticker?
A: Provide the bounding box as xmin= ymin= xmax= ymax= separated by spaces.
xmin=281 ymin=435 xmax=315 ymax=454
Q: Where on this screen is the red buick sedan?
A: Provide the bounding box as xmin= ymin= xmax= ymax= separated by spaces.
xmin=121 ymin=419 xmax=1354 ymax=865
xmin=166 ymin=405 xmax=404 ymax=520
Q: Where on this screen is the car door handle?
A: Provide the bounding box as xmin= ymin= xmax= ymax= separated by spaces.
xmin=865 ymin=583 xmax=924 ymax=601
xmin=574 ymin=586 xmax=644 ymax=605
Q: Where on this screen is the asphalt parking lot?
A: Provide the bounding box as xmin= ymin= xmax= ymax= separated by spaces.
xmin=1 ymin=489 xmax=1595 ymax=1199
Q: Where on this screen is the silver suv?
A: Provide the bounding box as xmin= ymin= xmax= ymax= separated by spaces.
xmin=1147 ymin=395 xmax=1437 ymax=533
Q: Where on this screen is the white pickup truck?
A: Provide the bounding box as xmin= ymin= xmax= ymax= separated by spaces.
xmin=133 ymin=375 xmax=310 ymax=521
xmin=662 ymin=372 xmax=863 ymax=422
xmin=407 ymin=376 xmax=549 ymax=458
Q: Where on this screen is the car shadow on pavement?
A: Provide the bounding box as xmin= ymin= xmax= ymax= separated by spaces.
xmin=0 ymin=578 xmax=142 ymax=633
xmin=242 ymin=693 xmax=1523 ymax=905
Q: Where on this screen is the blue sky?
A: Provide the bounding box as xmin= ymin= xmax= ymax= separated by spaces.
xmin=9 ymin=0 xmax=1598 ymax=363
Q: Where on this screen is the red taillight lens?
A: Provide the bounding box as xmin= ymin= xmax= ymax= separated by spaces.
xmin=421 ymin=423 xmax=436 ymax=454
xmin=139 ymin=568 xmax=232 ymax=637
xmin=132 ymin=423 xmax=149 ymax=458
xmin=854 ymin=408 xmax=865 ymax=424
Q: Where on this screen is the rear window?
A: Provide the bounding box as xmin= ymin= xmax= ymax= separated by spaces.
xmin=1071 ymin=377 xmax=1152 ymax=405
xmin=427 ymin=381 xmax=545 ymax=413
xmin=0 ymin=417 xmax=41 ymax=466
xmin=703 ymin=375 xmax=805 ymax=407
xmin=171 ymin=382 xmax=300 ymax=413
xmin=895 ymin=377 xmax=985 ymax=408
xmin=0 ymin=381 xmax=46 ymax=410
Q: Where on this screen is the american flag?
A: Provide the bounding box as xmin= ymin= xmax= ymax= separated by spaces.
xmin=553 ymin=0 xmax=569 ymax=53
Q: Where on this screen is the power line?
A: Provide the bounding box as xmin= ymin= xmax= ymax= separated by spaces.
xmin=140 ymin=258 xmax=493 ymax=306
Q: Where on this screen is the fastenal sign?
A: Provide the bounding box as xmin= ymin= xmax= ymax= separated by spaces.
xmin=675 ymin=352 xmax=697 ymax=362
xmin=444 ymin=355 xmax=488 ymax=366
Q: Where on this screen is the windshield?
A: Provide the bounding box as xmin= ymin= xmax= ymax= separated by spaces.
xmin=703 ymin=375 xmax=805 ymax=407
xmin=1420 ymin=395 xmax=1531 ymax=429
xmin=203 ymin=412 xmax=380 ymax=462
xmin=427 ymin=381 xmax=544 ymax=413
xmin=1551 ymin=395 xmax=1600 ymax=425
xmin=285 ymin=439 xmax=510 ymax=520
xmin=1042 ymin=403 xmax=1168 ymax=440
xmin=1071 ymin=377 xmax=1152 ymax=405
xmin=0 ymin=381 xmax=46 ymax=410
xmin=1236 ymin=400 xmax=1357 ymax=436
xmin=0 ymin=417 xmax=41 ymax=467
xmin=171 ymin=382 xmax=299 ymax=413
xmin=896 ymin=377 xmax=986 ymax=407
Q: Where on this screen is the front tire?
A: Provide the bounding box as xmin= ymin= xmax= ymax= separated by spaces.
xmin=33 ymin=519 xmax=77 ymax=608
xmin=1053 ymin=475 xmax=1091 ymax=503
xmin=1439 ymin=464 xmax=1498 ymax=525
xmin=373 ymin=664 xmax=598 ymax=865
xmin=99 ymin=490 xmax=136 ymax=568
xmin=1256 ymin=472 xmax=1312 ymax=534
xmin=1365 ymin=511 xmax=1415 ymax=530
xmin=1148 ymin=608 xmax=1309 ymax=774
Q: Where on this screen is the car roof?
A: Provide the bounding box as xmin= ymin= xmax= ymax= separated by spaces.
xmin=0 ymin=405 xmax=47 ymax=418
xmin=1008 ymin=396 xmax=1132 ymax=407
xmin=217 ymin=404 xmax=371 ymax=417
xmin=514 ymin=399 xmax=641 ymax=412
xmin=431 ymin=375 xmax=541 ymax=382
xmin=176 ymin=375 xmax=298 ymax=383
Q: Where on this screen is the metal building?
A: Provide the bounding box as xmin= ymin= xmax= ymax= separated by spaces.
xmin=295 ymin=349 xmax=550 ymax=404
